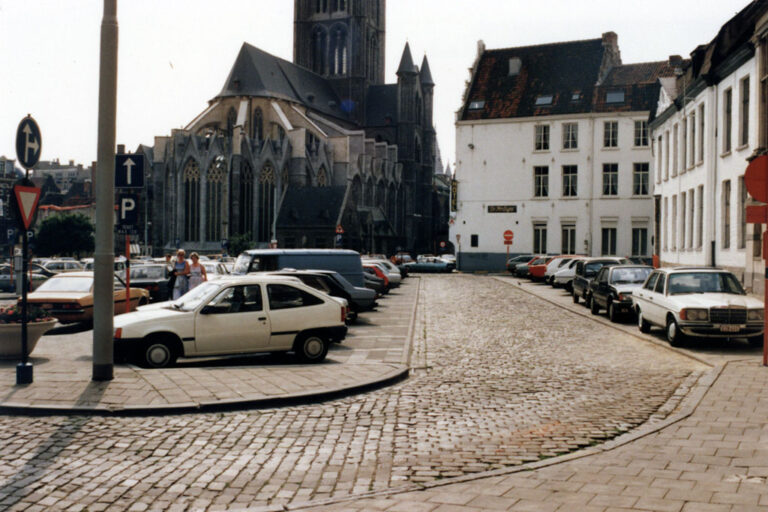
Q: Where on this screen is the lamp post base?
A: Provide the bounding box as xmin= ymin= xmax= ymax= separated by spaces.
xmin=16 ymin=362 xmax=33 ymax=385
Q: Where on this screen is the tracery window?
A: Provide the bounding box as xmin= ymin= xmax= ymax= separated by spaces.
xmin=257 ymin=164 xmax=276 ymax=243
xmin=330 ymin=26 xmax=348 ymax=75
xmin=311 ymin=27 xmax=327 ymax=74
xmin=240 ymin=161 xmax=254 ymax=236
xmin=183 ymin=159 xmax=201 ymax=242
xmin=206 ymin=156 xmax=226 ymax=242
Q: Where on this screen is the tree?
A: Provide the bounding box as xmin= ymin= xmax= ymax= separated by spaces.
xmin=34 ymin=214 xmax=95 ymax=259
xmin=227 ymin=232 xmax=254 ymax=257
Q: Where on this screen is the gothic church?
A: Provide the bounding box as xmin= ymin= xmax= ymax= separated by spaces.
xmin=145 ymin=0 xmax=444 ymax=255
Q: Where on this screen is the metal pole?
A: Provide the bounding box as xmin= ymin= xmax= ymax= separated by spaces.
xmin=93 ymin=0 xmax=118 ymax=381
xmin=125 ymin=234 xmax=130 ymax=314
xmin=16 ymin=227 xmax=31 ymax=384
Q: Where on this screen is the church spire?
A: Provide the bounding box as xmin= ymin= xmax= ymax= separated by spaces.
xmin=420 ymin=55 xmax=434 ymax=86
xmin=397 ymin=42 xmax=417 ymax=76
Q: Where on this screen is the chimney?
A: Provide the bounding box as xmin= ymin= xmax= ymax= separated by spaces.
xmin=597 ymin=31 xmax=622 ymax=85
xmin=69 ymin=159 xmax=74 ymax=166
xmin=668 ymin=55 xmax=683 ymax=69
xmin=117 ymin=144 xmax=125 ymax=154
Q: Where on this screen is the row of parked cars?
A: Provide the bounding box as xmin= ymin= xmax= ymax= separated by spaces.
xmin=508 ymin=253 xmax=765 ymax=348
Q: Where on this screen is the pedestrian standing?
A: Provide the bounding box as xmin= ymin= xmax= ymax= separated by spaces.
xmin=172 ymin=249 xmax=190 ymax=300
xmin=188 ymin=252 xmax=207 ymax=290
xmin=165 ymin=253 xmax=176 ymax=297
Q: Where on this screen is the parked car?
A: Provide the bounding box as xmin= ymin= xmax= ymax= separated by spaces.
xmin=543 ymin=256 xmax=579 ymax=284
xmin=552 ymin=257 xmax=586 ymax=291
xmin=82 ymin=257 xmax=127 ymax=278
xmin=505 ymin=254 xmax=534 ymax=274
xmin=234 ymin=249 xmax=365 ymax=287
xmin=113 ymin=275 xmax=348 ymax=368
xmin=588 ymin=265 xmax=653 ymax=321
xmin=525 ymin=256 xmax=550 ymax=280
xmin=128 ymin=264 xmax=171 ymax=303
xmin=363 ymin=271 xmax=387 ymax=296
xmin=512 ymin=256 xmax=540 ymax=277
xmin=363 ymin=264 xmax=390 ymax=289
xmin=38 ymin=259 xmax=84 ymax=275
xmin=405 ymin=255 xmax=456 ymax=273
xmin=201 ymin=261 xmax=230 ymax=281
xmin=632 ymin=267 xmax=764 ymax=347
xmin=363 ymin=259 xmax=401 ymax=286
xmin=26 ymin=271 xmax=149 ymax=324
xmin=0 ymin=264 xmax=49 ymax=293
xmin=571 ymin=257 xmax=629 ymax=305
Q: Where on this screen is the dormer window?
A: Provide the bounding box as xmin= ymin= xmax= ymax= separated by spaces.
xmin=535 ymin=95 xmax=553 ymax=106
xmin=606 ymin=90 xmax=625 ymax=104
xmin=468 ymin=100 xmax=485 ymax=110
xmin=508 ymin=57 xmax=521 ymax=76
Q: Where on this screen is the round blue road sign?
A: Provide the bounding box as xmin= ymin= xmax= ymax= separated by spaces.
xmin=15 ymin=116 xmax=42 ymax=169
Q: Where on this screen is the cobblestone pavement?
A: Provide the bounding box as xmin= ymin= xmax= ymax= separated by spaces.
xmin=0 ymin=275 xmax=704 ymax=511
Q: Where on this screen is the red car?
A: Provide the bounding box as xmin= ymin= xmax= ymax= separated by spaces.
xmin=527 ymin=256 xmax=554 ymax=280
xmin=363 ymin=264 xmax=390 ymax=287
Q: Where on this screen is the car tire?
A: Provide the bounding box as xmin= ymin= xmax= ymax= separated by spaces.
xmin=608 ymin=302 xmax=619 ymax=323
xmin=294 ymin=333 xmax=329 ymax=363
xmin=139 ymin=337 xmax=177 ymax=368
xmin=590 ymin=296 xmax=600 ymax=315
xmin=584 ymin=294 xmax=592 ymax=309
xmin=666 ymin=317 xmax=685 ymax=347
xmin=637 ymin=309 xmax=651 ymax=333
xmin=748 ymin=335 xmax=763 ymax=348
xmin=572 ymin=291 xmax=579 ymax=304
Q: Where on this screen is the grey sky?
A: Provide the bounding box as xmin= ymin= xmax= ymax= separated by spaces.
xmin=0 ymin=0 xmax=750 ymax=171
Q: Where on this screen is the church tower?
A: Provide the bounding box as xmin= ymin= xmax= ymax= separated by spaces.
xmin=294 ymin=0 xmax=386 ymax=124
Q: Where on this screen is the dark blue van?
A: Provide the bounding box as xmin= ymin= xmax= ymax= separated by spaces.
xmin=233 ymin=249 xmax=365 ymax=287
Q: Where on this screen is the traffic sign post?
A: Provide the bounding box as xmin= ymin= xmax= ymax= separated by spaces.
xmin=503 ymin=230 xmax=514 ymax=265
xmin=115 ymin=154 xmax=145 ymax=188
xmin=744 ymin=155 xmax=768 ymax=367
xmin=14 ymin=116 xmax=42 ymax=385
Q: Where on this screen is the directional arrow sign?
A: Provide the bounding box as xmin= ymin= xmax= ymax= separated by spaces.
xmin=15 ymin=116 xmax=42 ymax=169
xmin=115 ymin=154 xmax=145 ymax=188
xmin=13 ymin=184 xmax=41 ymax=230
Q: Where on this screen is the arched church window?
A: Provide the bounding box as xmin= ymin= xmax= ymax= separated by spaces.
xmin=257 ymin=164 xmax=276 ymax=243
xmin=240 ymin=161 xmax=254 ymax=236
xmin=322 ymin=0 xmax=328 ymax=12
xmin=365 ymin=177 xmax=374 ymax=206
xmin=183 ymin=159 xmax=201 ymax=242
xmin=330 ymin=26 xmax=348 ymax=75
xmin=311 ymin=27 xmax=327 ymax=75
xmin=306 ymin=131 xmax=319 ymax=157
xmin=251 ymin=108 xmax=263 ymax=141
xmin=317 ymin=166 xmax=328 ymax=187
xmin=331 ymin=0 xmax=338 ymax=11
xmin=339 ymin=0 xmax=346 ymax=10
xmin=206 ymin=156 xmax=226 ymax=242
xmin=226 ymin=107 xmax=237 ymax=137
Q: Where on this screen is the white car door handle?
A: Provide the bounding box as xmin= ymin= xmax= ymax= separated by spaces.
xmin=258 ymin=316 xmax=267 ymax=321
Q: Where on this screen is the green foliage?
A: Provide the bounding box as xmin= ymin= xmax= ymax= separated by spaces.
xmin=227 ymin=232 xmax=254 ymax=257
xmin=34 ymin=214 xmax=95 ymax=259
xmin=0 ymin=304 xmax=55 ymax=324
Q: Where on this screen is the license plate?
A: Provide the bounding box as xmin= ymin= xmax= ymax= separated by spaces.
xmin=719 ymin=325 xmax=742 ymax=333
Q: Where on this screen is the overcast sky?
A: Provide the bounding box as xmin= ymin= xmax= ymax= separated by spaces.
xmin=0 ymin=0 xmax=751 ymax=172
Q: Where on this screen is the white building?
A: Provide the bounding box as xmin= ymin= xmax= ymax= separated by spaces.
xmin=451 ymin=34 xmax=673 ymax=271
xmin=651 ymin=0 xmax=767 ymax=292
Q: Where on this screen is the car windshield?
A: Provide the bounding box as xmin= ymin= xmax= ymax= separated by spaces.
xmin=668 ymin=272 xmax=745 ymax=295
xmin=171 ymin=281 xmax=220 ymax=311
xmin=202 ymin=263 xmax=218 ymax=274
xmin=130 ymin=266 xmax=165 ymax=279
xmin=35 ymin=276 xmax=93 ymax=293
xmin=531 ymin=257 xmax=548 ymax=265
xmin=233 ymin=254 xmax=253 ymax=274
xmin=611 ymin=267 xmax=651 ymax=284
xmin=585 ymin=262 xmax=605 ymax=273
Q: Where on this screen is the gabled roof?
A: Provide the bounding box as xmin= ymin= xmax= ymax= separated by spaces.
xmin=594 ymin=62 xmax=675 ymax=113
xmin=217 ymin=43 xmax=349 ymax=121
xmin=365 ymin=84 xmax=398 ymax=127
xmin=277 ymin=186 xmax=346 ymax=229
xmin=461 ymin=38 xmax=605 ymax=120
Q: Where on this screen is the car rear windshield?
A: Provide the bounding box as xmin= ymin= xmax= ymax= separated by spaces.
xmin=668 ymin=272 xmax=745 ymax=295
xmin=36 ymin=277 xmax=93 ymax=293
xmin=130 ymin=266 xmax=165 ymax=279
xmin=611 ymin=267 xmax=651 ymax=284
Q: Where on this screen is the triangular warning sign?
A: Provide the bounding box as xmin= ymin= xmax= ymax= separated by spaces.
xmin=13 ymin=185 xmax=41 ymax=230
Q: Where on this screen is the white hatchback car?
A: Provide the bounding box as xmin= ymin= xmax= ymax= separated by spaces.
xmin=113 ymin=275 xmax=348 ymax=367
xmin=632 ymin=267 xmax=764 ymax=346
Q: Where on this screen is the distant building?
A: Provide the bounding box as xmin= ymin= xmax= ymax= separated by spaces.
xmin=33 ymin=159 xmax=91 ymax=194
xmin=0 ymin=157 xmax=22 ymax=253
xmin=451 ymin=34 xmax=673 ymax=271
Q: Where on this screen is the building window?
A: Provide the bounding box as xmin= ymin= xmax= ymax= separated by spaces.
xmin=664 ymin=132 xmax=669 ymax=180
xmin=722 ymin=179 xmax=731 ymax=249
xmin=606 ymin=90 xmax=625 ymax=104
xmin=724 ymin=88 xmax=732 ymax=152
xmin=672 ymin=123 xmax=679 ymax=176
xmin=603 ymin=121 xmax=618 ymax=148
xmin=663 ymin=197 xmax=668 ymax=251
xmin=739 ymin=176 xmax=747 ymax=249
xmin=697 ymin=185 xmax=704 ymax=249
xmin=470 ymin=234 xmax=478 ymax=247
xmin=633 ymin=163 xmax=649 ymax=195
xmin=562 ymin=165 xmax=577 ymax=197
xmin=698 ymin=104 xmax=705 ymax=163
xmin=632 ymin=228 xmax=648 ymax=256
xmin=681 ymin=192 xmax=687 ymax=249
xmin=689 ymin=112 xmax=696 ymax=168
xmin=656 ymin=136 xmax=662 ymax=183
xmin=602 ymin=163 xmax=618 ymax=196
xmin=206 ymin=156 xmax=226 ymax=242
xmin=688 ymin=188 xmax=695 ymax=249
xmin=330 ymin=25 xmax=348 ymax=75
xmin=561 ymin=224 xmax=576 ymax=254
xmin=634 ymin=120 xmax=648 ymax=147
xmin=681 ymin=118 xmax=687 ymax=172
xmin=740 ymin=76 xmax=750 ymax=147
xmin=257 ymin=164 xmax=276 ymax=243
xmin=562 ymin=123 xmax=578 ymax=149
xmin=183 ymin=159 xmax=201 ymax=242
xmin=535 ymin=125 xmax=550 ymax=151
xmin=533 ymin=223 xmax=547 ymax=254
xmin=240 ymin=161 xmax=254 ymax=237
xmin=671 ymin=194 xmax=677 ymax=251
xmin=251 ymin=107 xmax=264 ymax=141
xmin=534 ymin=166 xmax=549 ymax=197
xmin=601 ymin=227 xmax=617 ymax=256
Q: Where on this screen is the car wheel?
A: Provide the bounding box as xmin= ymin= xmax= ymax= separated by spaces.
xmin=584 ymin=294 xmax=592 ymax=309
xmin=139 ymin=337 xmax=177 ymax=368
xmin=294 ymin=333 xmax=329 ymax=363
xmin=748 ymin=335 xmax=763 ymax=348
xmin=608 ymin=302 xmax=619 ymax=323
xmin=590 ymin=296 xmax=600 ymax=315
xmin=565 ymin=282 xmax=572 ymax=293
xmin=637 ymin=309 xmax=651 ymax=333
xmin=666 ymin=317 xmax=685 ymax=347
xmin=572 ymin=291 xmax=579 ymax=304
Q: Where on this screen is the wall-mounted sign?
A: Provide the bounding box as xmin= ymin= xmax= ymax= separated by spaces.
xmin=450 ymin=179 xmax=458 ymax=212
xmin=487 ymin=205 xmax=517 ymax=213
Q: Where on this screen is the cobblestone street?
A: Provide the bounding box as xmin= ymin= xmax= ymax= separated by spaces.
xmin=0 ymin=275 xmax=705 ymax=511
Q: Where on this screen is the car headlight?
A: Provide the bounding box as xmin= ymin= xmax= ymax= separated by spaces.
xmin=680 ymin=308 xmax=708 ymax=321
xmin=748 ymin=309 xmax=764 ymax=321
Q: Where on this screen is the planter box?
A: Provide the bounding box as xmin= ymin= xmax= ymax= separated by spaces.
xmin=0 ymin=320 xmax=57 ymax=359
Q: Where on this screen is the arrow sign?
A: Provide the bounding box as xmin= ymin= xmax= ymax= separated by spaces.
xmin=115 ymin=154 xmax=145 ymax=188
xmin=15 ymin=116 xmax=42 ymax=169
xmin=13 ymin=185 xmax=41 ymax=230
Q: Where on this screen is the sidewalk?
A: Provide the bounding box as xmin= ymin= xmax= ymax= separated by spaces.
xmin=0 ymin=279 xmax=419 ymax=414
xmin=306 ymin=359 xmax=768 ymax=512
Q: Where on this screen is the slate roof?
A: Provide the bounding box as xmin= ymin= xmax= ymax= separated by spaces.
xmin=277 ymin=186 xmax=346 ymax=229
xmin=594 ymin=62 xmax=675 ymax=113
xmin=461 ymin=38 xmax=605 ymax=121
xmin=365 ymin=85 xmax=398 ymax=127
xmin=217 ymin=43 xmax=349 ymax=121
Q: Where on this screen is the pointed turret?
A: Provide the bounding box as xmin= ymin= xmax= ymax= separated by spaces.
xmin=397 ymin=42 xmax=417 ymax=76
xmin=420 ymin=55 xmax=434 ymax=86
